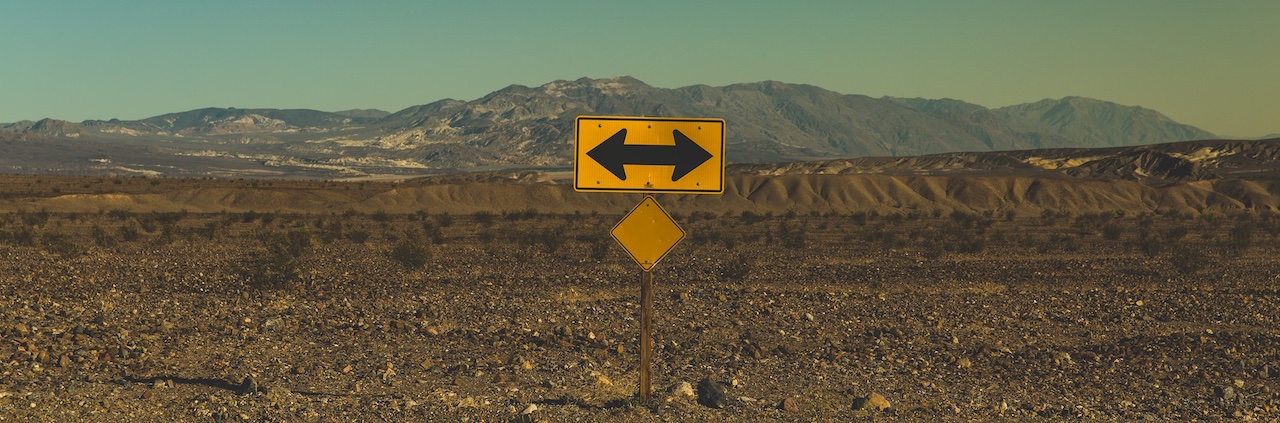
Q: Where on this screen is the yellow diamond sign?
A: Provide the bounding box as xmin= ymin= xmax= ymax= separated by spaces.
xmin=611 ymin=196 xmax=685 ymax=272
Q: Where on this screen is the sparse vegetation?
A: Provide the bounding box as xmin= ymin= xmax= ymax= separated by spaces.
xmin=388 ymin=240 xmax=431 ymax=270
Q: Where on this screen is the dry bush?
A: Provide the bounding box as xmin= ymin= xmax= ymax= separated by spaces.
xmin=388 ymin=240 xmax=431 ymax=270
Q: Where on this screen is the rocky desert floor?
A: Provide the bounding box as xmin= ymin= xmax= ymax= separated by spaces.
xmin=3 ymin=206 xmax=1280 ymax=422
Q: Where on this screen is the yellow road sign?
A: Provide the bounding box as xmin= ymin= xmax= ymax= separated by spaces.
xmin=610 ymin=196 xmax=685 ymax=271
xmin=575 ymin=115 xmax=724 ymax=194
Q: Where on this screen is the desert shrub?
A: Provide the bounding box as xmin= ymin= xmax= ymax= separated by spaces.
xmin=91 ymin=225 xmax=116 ymax=247
xmin=686 ymin=211 xmax=716 ymax=224
xmin=473 ymin=211 xmax=495 ymax=227
xmin=118 ymin=223 xmax=142 ymax=243
xmin=777 ymin=221 xmax=806 ymax=250
xmin=1133 ymin=230 xmax=1163 ymax=257
xmin=372 ymin=210 xmax=391 ymax=223
xmin=345 ymin=229 xmax=371 ymax=244
xmin=931 ymin=222 xmax=987 ymax=254
xmin=41 ymin=233 xmax=81 ymax=257
xmin=850 ymin=211 xmax=869 ymax=226
xmin=240 ymin=230 xmax=312 ymax=291
xmin=690 ymin=231 xmax=722 ymax=246
xmin=20 ymin=209 xmax=50 ymax=227
xmin=477 ymin=230 xmax=494 ymax=244
xmin=436 ymin=213 xmax=453 ymax=227
xmin=239 ymin=250 xmax=300 ymax=291
xmin=516 ymin=227 xmax=567 ymax=253
xmin=0 ymin=227 xmax=36 ymax=247
xmin=318 ymin=220 xmax=342 ymax=243
xmin=1224 ymin=222 xmax=1254 ymax=256
xmin=260 ymin=230 xmax=312 ymax=257
xmin=719 ymin=253 xmax=755 ymax=282
xmin=421 ymin=220 xmax=444 ymax=244
xmin=504 ymin=208 xmax=539 ymax=221
xmin=1100 ymin=223 xmax=1123 ymax=241
xmin=1170 ymin=245 xmax=1212 ymax=275
xmin=1161 ymin=226 xmax=1189 ymax=243
xmin=861 ymin=226 xmax=899 ymax=248
xmin=739 ymin=211 xmax=767 ymax=225
xmin=195 ymin=221 xmax=218 ymax=240
xmin=388 ymin=240 xmax=431 ymax=270
xmin=588 ymin=236 xmax=611 ymax=259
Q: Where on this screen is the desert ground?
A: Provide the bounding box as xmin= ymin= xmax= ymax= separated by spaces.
xmin=2 ymin=175 xmax=1280 ymax=421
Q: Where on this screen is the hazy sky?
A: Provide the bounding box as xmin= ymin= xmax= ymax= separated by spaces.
xmin=2 ymin=1 xmax=1276 ymax=137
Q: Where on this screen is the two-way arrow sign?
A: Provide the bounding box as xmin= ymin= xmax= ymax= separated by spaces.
xmin=574 ymin=116 xmax=724 ymax=194
xmin=586 ymin=128 xmax=713 ymax=182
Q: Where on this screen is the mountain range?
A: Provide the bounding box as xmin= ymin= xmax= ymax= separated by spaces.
xmin=0 ymin=77 xmax=1220 ymax=178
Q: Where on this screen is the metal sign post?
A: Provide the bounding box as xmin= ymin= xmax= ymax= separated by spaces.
xmin=639 ymin=269 xmax=654 ymax=402
xmin=574 ymin=115 xmax=725 ymax=404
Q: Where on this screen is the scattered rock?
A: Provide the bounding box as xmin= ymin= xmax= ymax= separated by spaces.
xmin=1215 ymin=385 xmax=1236 ymax=402
xmin=521 ymin=403 xmax=538 ymax=415
xmin=669 ymin=381 xmax=694 ymax=398
xmin=238 ymin=376 xmax=258 ymax=395
xmin=697 ymin=378 xmax=728 ymax=409
xmin=265 ymin=386 xmax=292 ymax=405
xmin=852 ymin=392 xmax=891 ymax=411
xmin=803 ymin=312 xmax=815 ymax=322
xmin=956 ymin=357 xmax=972 ymax=369
xmin=780 ymin=397 xmax=800 ymax=412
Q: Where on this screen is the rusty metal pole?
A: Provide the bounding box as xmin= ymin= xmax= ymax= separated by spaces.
xmin=639 ymin=269 xmax=654 ymax=403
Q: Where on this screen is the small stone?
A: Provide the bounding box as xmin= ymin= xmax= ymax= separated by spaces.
xmin=697 ymin=378 xmax=728 ymax=409
xmin=266 ymin=386 xmax=291 ymax=405
xmin=238 ymin=376 xmax=258 ymax=395
xmin=852 ymin=392 xmax=891 ymax=411
xmin=521 ymin=404 xmax=538 ymax=415
xmin=670 ymin=381 xmax=694 ymax=398
xmin=1233 ymin=379 xmax=1245 ymax=389
xmin=1052 ymin=351 xmax=1072 ymax=365
xmin=1214 ymin=386 xmax=1236 ymax=402
xmin=956 ymin=357 xmax=972 ymax=369
xmin=803 ymin=313 xmax=815 ymax=322
xmin=596 ymin=375 xmax=612 ymax=387
xmin=780 ymin=397 xmax=800 ymax=413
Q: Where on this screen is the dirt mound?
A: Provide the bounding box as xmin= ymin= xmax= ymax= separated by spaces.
xmin=4 ymin=173 xmax=1279 ymax=217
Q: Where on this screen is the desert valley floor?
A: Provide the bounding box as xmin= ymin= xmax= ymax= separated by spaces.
xmin=2 ymin=174 xmax=1279 ymax=421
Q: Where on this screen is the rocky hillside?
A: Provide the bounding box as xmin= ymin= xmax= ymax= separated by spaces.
xmin=0 ymin=77 xmax=1222 ymax=178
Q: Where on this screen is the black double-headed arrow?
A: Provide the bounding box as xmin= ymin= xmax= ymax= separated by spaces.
xmin=586 ymin=128 xmax=713 ymax=182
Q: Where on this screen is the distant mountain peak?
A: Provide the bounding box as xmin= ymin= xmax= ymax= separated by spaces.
xmin=0 ymin=77 xmax=1227 ymax=177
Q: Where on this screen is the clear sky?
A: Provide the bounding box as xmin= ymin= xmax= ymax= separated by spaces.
xmin=2 ymin=1 xmax=1276 ymax=137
